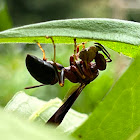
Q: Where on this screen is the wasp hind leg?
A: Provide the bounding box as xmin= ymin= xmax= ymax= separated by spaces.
xmin=45 ymin=36 xmax=65 ymax=87
xmin=45 ymin=36 xmax=56 ymax=63
xmin=34 ymin=40 xmax=47 ymax=61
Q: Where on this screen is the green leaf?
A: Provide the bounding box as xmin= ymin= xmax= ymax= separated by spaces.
xmin=0 ymin=18 xmax=140 ymax=57
xmin=0 ymin=108 xmax=74 ymax=140
xmin=5 ymin=91 xmax=88 ymax=134
xmin=72 ymin=55 xmax=140 ymax=140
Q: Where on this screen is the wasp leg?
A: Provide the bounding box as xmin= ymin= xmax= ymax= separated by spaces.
xmin=76 ymin=42 xmax=87 ymax=53
xmin=106 ymin=58 xmax=112 ymax=62
xmin=71 ymin=40 xmax=86 ymax=80
xmin=64 ymin=65 xmax=86 ymax=84
xmin=73 ymin=39 xmax=87 ymax=61
xmin=47 ymin=83 xmax=86 ymax=125
xmin=55 ymin=63 xmax=65 ymax=87
xmin=25 ymin=84 xmax=46 ymax=89
xmin=69 ymin=55 xmax=85 ymax=80
xmin=46 ymin=36 xmax=56 ymax=63
xmin=71 ymin=65 xmax=86 ymax=80
xmin=82 ymin=61 xmax=93 ymax=78
xmin=35 ymin=41 xmax=47 ymax=61
xmin=45 ymin=36 xmax=64 ymax=86
xmin=73 ymin=38 xmax=77 ymax=63
xmin=60 ymin=68 xmax=65 ymax=87
xmin=48 ymin=61 xmax=64 ymax=87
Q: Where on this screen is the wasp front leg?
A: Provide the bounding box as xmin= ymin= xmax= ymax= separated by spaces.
xmin=76 ymin=42 xmax=86 ymax=53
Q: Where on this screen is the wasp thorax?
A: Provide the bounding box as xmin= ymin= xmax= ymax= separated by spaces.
xmin=79 ymin=46 xmax=98 ymax=62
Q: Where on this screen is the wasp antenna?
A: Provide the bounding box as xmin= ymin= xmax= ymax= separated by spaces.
xmin=95 ymin=43 xmax=112 ymax=62
xmin=25 ymin=84 xmax=46 ymax=89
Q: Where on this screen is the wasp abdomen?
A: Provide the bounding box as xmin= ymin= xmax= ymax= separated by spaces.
xmin=26 ymin=54 xmax=58 ymax=85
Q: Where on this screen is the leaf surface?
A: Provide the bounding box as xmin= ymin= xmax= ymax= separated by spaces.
xmin=0 ymin=18 xmax=140 ymax=57
xmin=0 ymin=108 xmax=74 ymax=140
xmin=73 ymin=55 xmax=140 ymax=140
xmin=5 ymin=92 xmax=88 ymax=133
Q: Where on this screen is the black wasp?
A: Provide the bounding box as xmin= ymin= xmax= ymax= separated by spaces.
xmin=25 ymin=36 xmax=112 ymax=125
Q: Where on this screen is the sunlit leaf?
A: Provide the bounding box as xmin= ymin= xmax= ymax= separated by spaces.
xmin=73 ymin=55 xmax=140 ymax=140
xmin=0 ymin=18 xmax=140 ymax=57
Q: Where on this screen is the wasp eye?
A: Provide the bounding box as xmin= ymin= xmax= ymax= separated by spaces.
xmin=95 ymin=53 xmax=106 ymax=70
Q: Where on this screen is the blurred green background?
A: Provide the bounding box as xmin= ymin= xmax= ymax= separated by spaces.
xmin=0 ymin=0 xmax=139 ymax=113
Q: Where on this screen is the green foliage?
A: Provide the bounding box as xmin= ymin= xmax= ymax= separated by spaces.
xmin=0 ymin=18 xmax=140 ymax=57
xmin=4 ymin=55 xmax=140 ymax=139
xmin=73 ymin=55 xmax=140 ymax=140
xmin=0 ymin=18 xmax=140 ymax=140
xmin=5 ymin=92 xmax=88 ymax=133
xmin=0 ymin=108 xmax=73 ymax=140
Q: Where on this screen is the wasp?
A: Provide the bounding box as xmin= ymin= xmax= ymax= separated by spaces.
xmin=25 ymin=36 xmax=112 ymax=125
